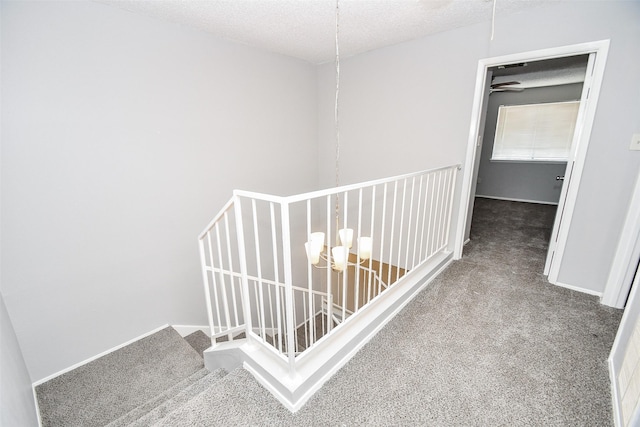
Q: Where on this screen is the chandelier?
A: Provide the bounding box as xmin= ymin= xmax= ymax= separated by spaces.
xmin=304 ymin=0 xmax=372 ymax=272
xmin=305 ymin=231 xmax=372 ymax=272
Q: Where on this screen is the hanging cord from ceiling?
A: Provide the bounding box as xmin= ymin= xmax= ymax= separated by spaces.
xmin=334 ymin=0 xmax=341 ymax=190
xmin=491 ymin=0 xmax=497 ymax=41
xmin=334 ymin=0 xmax=341 ymax=238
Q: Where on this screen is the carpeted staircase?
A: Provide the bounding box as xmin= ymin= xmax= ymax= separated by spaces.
xmin=35 ymin=327 xmax=234 ymax=427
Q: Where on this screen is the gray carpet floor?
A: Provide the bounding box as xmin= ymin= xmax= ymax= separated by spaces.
xmin=184 ymin=329 xmax=212 ymax=357
xmin=35 ymin=327 xmax=205 ymax=427
xmin=35 ymin=198 xmax=623 ymax=426
xmin=155 ymin=198 xmax=623 ymax=426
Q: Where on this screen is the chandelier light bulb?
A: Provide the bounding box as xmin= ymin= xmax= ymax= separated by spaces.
xmin=331 ymin=246 xmax=349 ymax=272
xmin=358 ymin=237 xmax=372 ymax=260
xmin=305 ymin=232 xmax=325 ymax=265
xmin=338 ymin=228 xmax=354 ymax=249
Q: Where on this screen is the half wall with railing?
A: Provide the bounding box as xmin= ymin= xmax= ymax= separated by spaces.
xmin=198 ymin=164 xmax=460 ymax=411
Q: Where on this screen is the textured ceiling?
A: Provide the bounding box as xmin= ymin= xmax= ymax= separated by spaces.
xmin=98 ymin=0 xmax=563 ymax=64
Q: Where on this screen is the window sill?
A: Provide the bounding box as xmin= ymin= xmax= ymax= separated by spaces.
xmin=490 ymin=158 xmax=568 ymax=165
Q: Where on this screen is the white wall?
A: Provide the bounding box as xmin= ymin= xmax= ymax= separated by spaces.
xmin=3 ymin=0 xmax=639 ymax=387
xmin=1 ymin=1 xmax=317 ymax=381
xmin=1 ymin=295 xmax=38 ymax=426
xmin=317 ymin=1 xmax=640 ymax=295
xmin=476 ymin=83 xmax=584 ymax=204
xmin=317 ymin=30 xmax=483 ymax=188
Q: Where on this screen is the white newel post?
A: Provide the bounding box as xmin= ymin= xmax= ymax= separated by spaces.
xmin=233 ymin=192 xmax=253 ymax=339
xmin=198 ymin=237 xmax=216 ymax=346
xmin=280 ymin=200 xmax=297 ymax=377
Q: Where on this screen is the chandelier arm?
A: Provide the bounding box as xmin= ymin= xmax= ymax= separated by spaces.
xmin=319 ymin=250 xmax=367 ymax=268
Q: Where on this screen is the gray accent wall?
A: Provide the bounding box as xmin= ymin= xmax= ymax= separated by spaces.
xmin=317 ymin=1 xmax=640 ymax=294
xmin=475 ymin=83 xmax=584 ymax=204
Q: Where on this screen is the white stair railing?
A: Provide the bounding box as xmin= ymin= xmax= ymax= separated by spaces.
xmin=198 ymin=198 xmax=246 ymax=342
xmin=198 ymin=164 xmax=460 ymax=397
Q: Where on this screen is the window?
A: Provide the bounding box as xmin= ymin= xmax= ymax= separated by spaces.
xmin=492 ymin=101 xmax=580 ymax=162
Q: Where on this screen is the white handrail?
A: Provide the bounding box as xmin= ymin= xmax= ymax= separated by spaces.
xmin=232 ymin=165 xmax=460 ymax=205
xmin=198 ymin=197 xmax=235 ymax=239
xmin=198 ymin=164 xmax=459 ymax=364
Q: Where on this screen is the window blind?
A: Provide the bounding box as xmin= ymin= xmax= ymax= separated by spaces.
xmin=492 ymin=100 xmax=580 ymax=162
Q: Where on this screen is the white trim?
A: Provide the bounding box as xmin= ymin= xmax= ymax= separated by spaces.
xmin=455 ymin=54 xmax=490 ymax=260
xmin=489 ymin=159 xmax=568 ymax=165
xmin=243 ymin=362 xmax=297 ymax=411
xmin=33 ymin=384 xmax=43 ymax=427
xmin=475 ymin=194 xmax=559 ymax=206
xmin=455 ymin=40 xmax=610 ymax=282
xmin=553 ymin=280 xmax=602 ymax=297
xmin=172 ymin=324 xmax=211 ymax=337
xmin=240 ymin=165 xmax=459 ymax=205
xmin=32 ymin=324 xmax=169 ymax=386
xmin=601 ymin=170 xmax=640 ymax=308
xmin=291 ymin=257 xmax=455 ymax=412
xmin=608 ymin=261 xmax=640 ymax=427
xmin=547 ymin=43 xmax=609 ymax=282
xmin=609 ymin=357 xmax=623 ymax=427
xmin=235 ymin=252 xmax=452 ymax=412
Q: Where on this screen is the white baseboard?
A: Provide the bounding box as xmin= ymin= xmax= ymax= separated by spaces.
xmin=475 ymin=194 xmax=559 ymax=206
xmin=172 ymin=325 xmax=211 ymax=337
xmin=464 ymin=238 xmax=471 ymax=246
xmin=243 ymin=362 xmax=298 ymax=411
xmin=609 ymin=357 xmax=623 ymax=427
xmin=31 ymin=323 xmax=206 ymax=426
xmin=33 ymin=383 xmax=43 ymax=427
xmin=235 ymin=251 xmax=453 ymax=412
xmin=31 ymin=324 xmax=172 ymax=426
xmin=552 ymin=280 xmax=603 ymax=297
xmin=32 ymin=324 xmax=170 ymax=386
xmin=293 ymin=254 xmax=454 ymax=412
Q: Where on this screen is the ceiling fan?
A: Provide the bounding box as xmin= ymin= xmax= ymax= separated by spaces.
xmin=490 ymin=80 xmax=524 ymax=93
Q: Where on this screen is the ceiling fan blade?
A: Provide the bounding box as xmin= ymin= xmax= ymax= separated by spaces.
xmin=490 ymin=81 xmax=521 ymax=88
xmin=490 ymin=87 xmax=525 ymax=93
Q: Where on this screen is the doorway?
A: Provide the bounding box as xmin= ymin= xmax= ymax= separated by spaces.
xmin=455 ymin=40 xmax=610 ymax=289
xmin=467 ymin=55 xmax=589 ymax=269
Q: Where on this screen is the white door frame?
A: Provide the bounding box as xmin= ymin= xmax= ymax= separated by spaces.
xmin=543 ymin=51 xmax=596 ymax=277
xmin=454 ymin=40 xmax=610 ymax=287
xmin=601 ymin=169 xmax=640 ymax=308
xmin=608 ymin=259 xmax=640 ymax=426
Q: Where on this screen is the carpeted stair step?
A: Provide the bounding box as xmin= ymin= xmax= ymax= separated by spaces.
xmin=184 ymin=330 xmax=212 ymax=357
xmin=35 ymin=326 xmax=206 ymax=427
xmin=152 ymin=368 xmax=279 ymax=426
xmin=127 ymin=368 xmax=227 ymax=426
xmin=105 ymin=367 xmax=212 ymax=427
xmin=215 ymin=330 xmax=247 ymax=343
